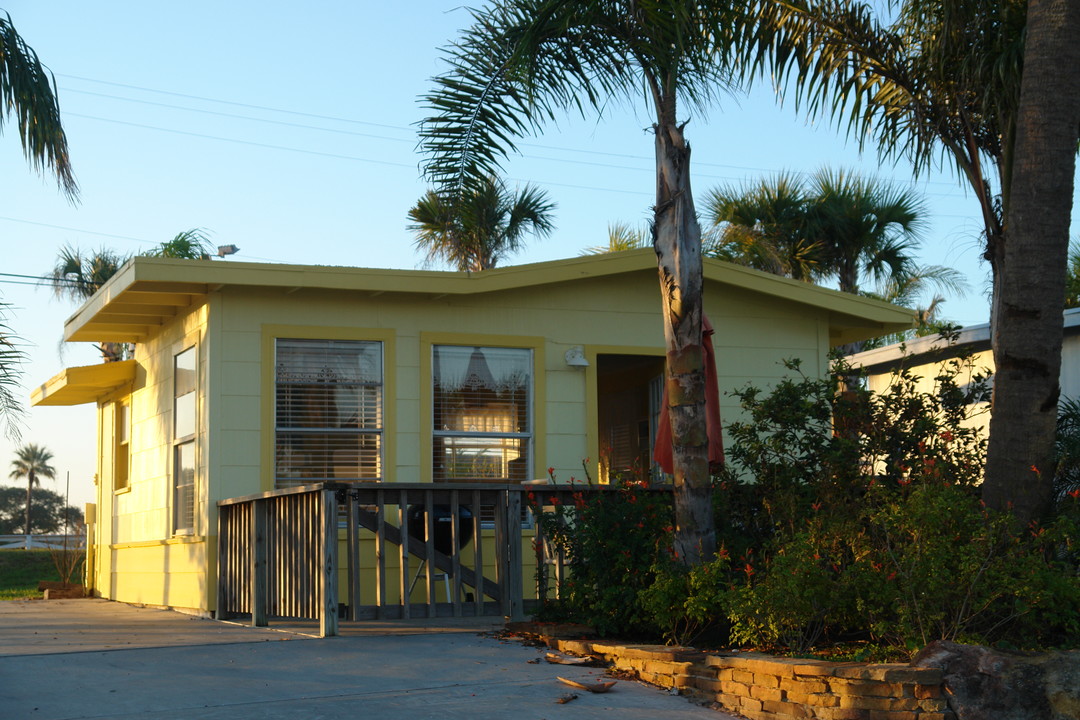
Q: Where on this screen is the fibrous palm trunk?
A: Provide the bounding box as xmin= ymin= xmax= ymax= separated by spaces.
xmin=24 ymin=469 xmax=35 ymax=537
xmin=983 ymin=0 xmax=1080 ymax=521
xmin=653 ymin=115 xmax=715 ymax=565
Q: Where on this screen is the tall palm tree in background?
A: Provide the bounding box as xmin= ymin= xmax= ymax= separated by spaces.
xmin=704 ymin=172 xmax=821 ymax=281
xmin=9 ymin=443 xmax=56 ymax=537
xmin=408 ymin=176 xmax=555 ymax=271
xmin=807 ymin=169 xmax=924 ymax=296
xmin=753 ymin=0 xmax=1080 ymax=521
xmin=0 ymin=11 xmax=77 ymax=200
xmin=705 ymin=168 xmax=930 ymax=293
xmin=419 ymin=0 xmax=772 ymax=564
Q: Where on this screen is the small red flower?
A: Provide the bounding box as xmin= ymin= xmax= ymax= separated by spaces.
xmin=811 ymin=502 xmax=822 ymax=512
xmin=743 ymin=563 xmax=755 ymax=578
xmin=1068 ymin=489 xmax=1080 ymax=500
xmin=886 ymin=572 xmax=897 ymax=582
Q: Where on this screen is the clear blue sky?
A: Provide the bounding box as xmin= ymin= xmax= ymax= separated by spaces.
xmin=1 ymin=1 xmax=1076 ymax=509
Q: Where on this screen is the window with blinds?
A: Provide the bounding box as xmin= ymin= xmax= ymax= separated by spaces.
xmin=275 ymin=338 xmax=383 ymax=488
xmin=432 ymin=345 xmax=531 ymax=483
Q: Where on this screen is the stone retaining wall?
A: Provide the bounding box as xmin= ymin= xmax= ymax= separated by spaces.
xmin=527 ymin=630 xmax=954 ymax=720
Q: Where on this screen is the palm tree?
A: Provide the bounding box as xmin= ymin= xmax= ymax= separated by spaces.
xmin=0 ymin=11 xmax=77 ymax=200
xmin=805 ymin=169 xmax=925 ymax=295
xmin=48 ymin=230 xmax=216 ymax=361
xmin=408 ymin=176 xmax=555 ymax=271
xmin=860 ymin=264 xmax=970 ymax=349
xmin=48 ymin=245 xmax=131 ymax=361
xmin=0 ymin=304 xmax=26 ymax=440
xmin=704 ymin=168 xmax=927 ymax=295
xmin=419 ymin=1 xmax=766 ymax=564
xmin=704 ymin=172 xmax=821 ymax=281
xmin=580 ymin=222 xmax=650 ymax=255
xmin=755 ymin=0 xmax=1078 ymax=520
xmin=9 ymin=443 xmax=56 ymax=537
xmin=142 ymin=229 xmax=214 ymax=260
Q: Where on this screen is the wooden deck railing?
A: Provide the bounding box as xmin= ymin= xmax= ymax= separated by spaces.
xmin=216 ymin=481 xmax=673 ymax=637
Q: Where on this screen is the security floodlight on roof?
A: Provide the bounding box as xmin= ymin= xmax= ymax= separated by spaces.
xmin=217 ymin=244 xmax=240 ymax=258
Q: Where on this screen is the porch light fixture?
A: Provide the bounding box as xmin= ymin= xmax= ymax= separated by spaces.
xmin=564 ymin=346 xmax=589 ymax=368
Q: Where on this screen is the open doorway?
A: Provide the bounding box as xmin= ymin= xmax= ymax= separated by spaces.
xmin=596 ymin=354 xmax=665 ymax=483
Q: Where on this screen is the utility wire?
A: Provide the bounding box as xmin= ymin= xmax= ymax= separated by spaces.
xmin=59 ymin=73 xmax=969 ymax=194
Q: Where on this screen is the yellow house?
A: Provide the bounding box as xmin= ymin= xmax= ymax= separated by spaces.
xmin=32 ymin=250 xmax=910 ymax=617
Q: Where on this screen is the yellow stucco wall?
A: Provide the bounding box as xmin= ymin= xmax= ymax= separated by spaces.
xmin=91 ymin=303 xmax=211 ymax=611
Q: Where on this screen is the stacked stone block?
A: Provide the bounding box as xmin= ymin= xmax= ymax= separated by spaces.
xmin=540 ymin=635 xmax=955 ymax=720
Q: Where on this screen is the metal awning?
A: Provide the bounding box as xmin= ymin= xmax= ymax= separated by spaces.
xmin=31 ymin=359 xmax=136 ymax=406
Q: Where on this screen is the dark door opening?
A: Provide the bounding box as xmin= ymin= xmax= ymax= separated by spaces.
xmin=596 ymin=354 xmax=664 ymax=483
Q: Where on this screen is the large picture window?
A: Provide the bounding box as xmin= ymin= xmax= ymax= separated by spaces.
xmin=173 ymin=346 xmax=197 ymax=534
xmin=432 ymin=345 xmax=531 ymax=483
xmin=275 ymin=338 xmax=383 ymax=488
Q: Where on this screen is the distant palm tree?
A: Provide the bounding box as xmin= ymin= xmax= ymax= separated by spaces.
xmin=408 ymin=176 xmax=555 ymax=271
xmin=580 ymin=222 xmax=650 ymax=255
xmin=9 ymin=443 xmax=56 ymax=536
xmin=0 ymin=11 xmax=77 ymax=200
xmin=705 ymin=168 xmax=926 ymax=295
xmin=806 ymin=169 xmax=925 ymax=295
xmin=142 ymin=229 xmax=214 ymax=260
xmin=704 ymin=172 xmax=822 ymax=281
xmin=48 ymin=230 xmax=215 ymax=361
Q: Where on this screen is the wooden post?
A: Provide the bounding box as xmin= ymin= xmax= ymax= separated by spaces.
xmin=505 ymin=488 xmax=524 ymax=622
xmin=346 ymin=491 xmax=360 ymax=622
xmin=424 ymin=493 xmax=436 ymax=618
xmin=375 ymin=489 xmax=386 ymax=619
xmin=451 ymin=490 xmax=462 ymax=617
xmin=472 ymin=489 xmax=483 ymax=616
xmin=493 ymin=488 xmax=510 ymax=618
xmin=215 ymin=505 xmax=228 ymax=620
xmin=318 ymin=489 xmax=338 ymax=637
xmin=399 ymin=490 xmax=410 ymax=620
xmin=252 ymin=500 xmax=268 ymax=628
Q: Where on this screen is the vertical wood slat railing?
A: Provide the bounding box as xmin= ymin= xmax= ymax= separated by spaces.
xmin=217 ymin=482 xmax=530 ymax=637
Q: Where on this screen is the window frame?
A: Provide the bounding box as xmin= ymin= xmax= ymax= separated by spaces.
xmin=273 ymin=337 xmax=386 ymax=489
xmin=427 ymin=340 xmax=541 ymax=485
xmin=172 ymin=345 xmax=198 ymax=536
xmin=114 ymin=399 xmax=131 ymax=493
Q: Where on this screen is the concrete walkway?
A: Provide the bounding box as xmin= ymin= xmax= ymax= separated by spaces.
xmin=0 ymin=599 xmax=738 ymax=720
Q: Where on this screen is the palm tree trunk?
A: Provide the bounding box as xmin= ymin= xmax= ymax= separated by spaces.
xmin=983 ymin=0 xmax=1080 ymax=522
xmin=653 ymin=117 xmax=716 ymax=565
xmin=24 ymin=469 xmax=35 ymax=537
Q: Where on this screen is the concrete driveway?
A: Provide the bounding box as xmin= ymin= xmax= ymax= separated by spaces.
xmin=0 ymin=599 xmax=737 ymax=720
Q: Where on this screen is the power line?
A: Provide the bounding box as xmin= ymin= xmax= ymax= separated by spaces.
xmin=60 ymin=73 xmax=970 ymax=194
xmin=68 ymin=113 xmax=418 ymax=169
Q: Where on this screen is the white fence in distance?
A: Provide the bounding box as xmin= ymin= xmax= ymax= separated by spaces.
xmin=0 ymin=535 xmax=86 ymax=551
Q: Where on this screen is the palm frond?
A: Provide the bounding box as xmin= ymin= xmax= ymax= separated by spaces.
xmin=143 ymin=229 xmax=214 ymax=259
xmin=0 ymin=12 xmax=77 ymax=200
xmin=419 ymin=0 xmax=748 ymax=194
xmin=0 ymin=303 xmax=25 ymax=441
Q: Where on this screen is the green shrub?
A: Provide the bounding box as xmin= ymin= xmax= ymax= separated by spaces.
xmin=532 ymin=475 xmax=673 ymax=637
xmin=641 ymin=551 xmax=732 ymax=646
